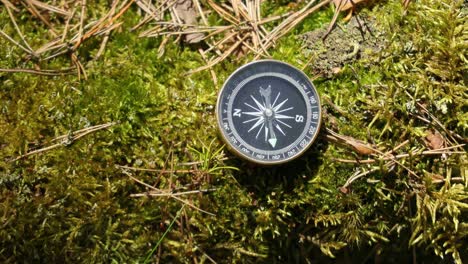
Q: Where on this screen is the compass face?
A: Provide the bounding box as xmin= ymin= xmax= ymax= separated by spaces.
xmin=216 ymin=60 xmax=321 ymax=165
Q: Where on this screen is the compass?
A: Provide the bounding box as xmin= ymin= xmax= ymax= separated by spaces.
xmin=216 ymin=60 xmax=322 ymax=165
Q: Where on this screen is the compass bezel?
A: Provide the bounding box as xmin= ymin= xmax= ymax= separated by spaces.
xmin=215 ymin=59 xmax=322 ymax=165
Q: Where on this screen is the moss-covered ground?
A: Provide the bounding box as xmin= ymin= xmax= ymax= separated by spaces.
xmin=0 ymin=0 xmax=467 ymax=263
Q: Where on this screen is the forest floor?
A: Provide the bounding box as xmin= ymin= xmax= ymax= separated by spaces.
xmin=0 ymin=0 xmax=467 ymax=263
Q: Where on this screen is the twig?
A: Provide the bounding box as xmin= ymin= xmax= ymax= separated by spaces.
xmin=95 ymin=0 xmax=118 ymax=59
xmin=24 ymin=0 xmax=59 ymax=35
xmin=0 ymin=67 xmax=76 ymax=76
xmin=116 ymin=164 xmax=197 ymax=174
xmin=3 ymin=1 xmax=35 ymax=54
xmin=130 ymin=188 xmax=216 ymax=197
xmin=332 ymin=146 xmax=465 ymax=164
xmin=27 ymin=0 xmax=72 ymax=17
xmin=77 ymin=0 xmax=87 ymax=47
xmin=10 ymin=122 xmax=116 ymax=162
xmin=0 ymin=30 xmax=32 ymax=55
xmin=199 ymin=48 xmax=218 ymax=86
xmin=0 ymin=0 xmax=19 ymax=12
xmin=126 ymin=174 xmax=215 ymax=216
xmin=431 ymin=177 xmax=464 ymax=184
xmin=186 ymin=34 xmax=249 ymax=75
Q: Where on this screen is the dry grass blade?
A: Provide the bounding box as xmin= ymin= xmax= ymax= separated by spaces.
xmin=24 ymin=1 xmax=59 ymax=35
xmin=130 ymin=188 xmax=216 ymax=197
xmin=0 ymin=67 xmax=76 ymax=76
xmin=126 ymin=174 xmax=215 ymax=216
xmin=135 ymin=0 xmax=331 ymax=73
xmin=0 ymin=0 xmax=19 ymax=11
xmin=1 ymin=1 xmax=35 ymax=55
xmin=186 ymin=34 xmax=249 ymax=75
xmin=207 ymin=0 xmax=239 ymax=25
xmin=0 ymin=29 xmax=33 ymax=54
xmin=26 ymin=0 xmax=72 ymax=17
xmin=10 ymin=122 xmax=116 ymax=162
xmin=116 ymin=164 xmax=197 ymax=174
xmin=261 ymin=0 xmax=329 ymax=54
xmin=199 ymin=48 xmax=218 ymax=85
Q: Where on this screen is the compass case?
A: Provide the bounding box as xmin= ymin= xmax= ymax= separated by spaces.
xmin=216 ymin=60 xmax=322 ymax=165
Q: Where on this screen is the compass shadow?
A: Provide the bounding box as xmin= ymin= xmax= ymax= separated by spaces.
xmin=222 ymin=125 xmax=334 ymax=263
xmin=227 ymin=125 xmax=330 ymax=195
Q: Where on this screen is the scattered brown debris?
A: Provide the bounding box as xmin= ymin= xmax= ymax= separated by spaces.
xmin=173 ymin=0 xmax=205 ymax=43
xmin=425 ymin=130 xmax=445 ymax=150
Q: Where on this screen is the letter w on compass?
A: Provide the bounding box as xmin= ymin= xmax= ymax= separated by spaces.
xmin=241 ymin=85 xmax=295 ymax=148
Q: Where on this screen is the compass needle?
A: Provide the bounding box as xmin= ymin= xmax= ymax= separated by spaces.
xmin=217 ymin=60 xmax=321 ymax=164
xmin=260 ymin=85 xmax=272 ymax=108
xmin=250 ymin=95 xmax=265 ymax=111
xmin=267 ymin=120 xmax=277 ymax=148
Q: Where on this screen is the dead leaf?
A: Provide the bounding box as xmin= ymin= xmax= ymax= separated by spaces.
xmin=425 ymin=130 xmax=444 ymax=150
xmin=174 ymin=0 xmax=205 ymax=43
xmin=430 ymin=173 xmax=445 ymax=181
xmin=339 ymin=186 xmax=349 ymax=194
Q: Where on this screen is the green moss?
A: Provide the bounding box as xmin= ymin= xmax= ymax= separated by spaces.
xmin=1 ymin=0 xmax=467 ymax=263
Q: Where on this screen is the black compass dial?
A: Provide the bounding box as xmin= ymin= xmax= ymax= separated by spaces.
xmin=216 ymin=60 xmax=321 ymax=165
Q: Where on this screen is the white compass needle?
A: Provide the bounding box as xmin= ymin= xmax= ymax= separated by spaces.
xmin=267 ymin=121 xmax=277 ymax=148
xmin=250 ymin=95 xmax=265 ymax=111
xmin=259 ymin=86 xmax=278 ymax=148
xmin=259 ymin=85 xmax=272 ymax=108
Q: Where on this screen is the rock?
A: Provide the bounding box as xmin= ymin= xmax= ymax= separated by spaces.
xmin=300 ymin=14 xmax=386 ymax=78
